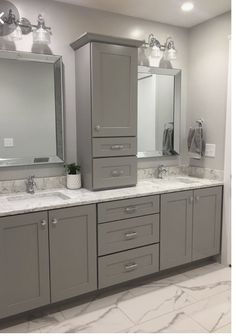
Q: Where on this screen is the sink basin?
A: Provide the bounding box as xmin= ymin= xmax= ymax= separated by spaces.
xmin=173 ymin=177 xmax=200 ymax=184
xmin=7 ymin=192 xmax=70 ymax=202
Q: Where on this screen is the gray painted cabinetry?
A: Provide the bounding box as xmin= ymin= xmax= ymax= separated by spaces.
xmin=0 ymin=186 xmax=223 ymax=320
xmin=160 ymin=186 xmax=223 ymax=270
xmin=0 ymin=212 xmax=50 ymax=319
xmin=0 ymin=205 xmax=97 ymax=319
xmin=49 ymin=205 xmax=97 ymax=303
xmin=71 ymin=33 xmax=143 ymax=190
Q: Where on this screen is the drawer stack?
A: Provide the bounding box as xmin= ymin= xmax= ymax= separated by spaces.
xmin=97 ymin=195 xmax=160 ymax=288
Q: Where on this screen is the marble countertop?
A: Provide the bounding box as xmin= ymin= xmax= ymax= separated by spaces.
xmin=0 ymin=176 xmax=223 ymax=217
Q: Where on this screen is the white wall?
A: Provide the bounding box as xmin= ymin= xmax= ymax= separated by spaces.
xmin=0 ymin=0 xmax=189 ymax=180
xmin=187 ymin=12 xmax=231 ymax=170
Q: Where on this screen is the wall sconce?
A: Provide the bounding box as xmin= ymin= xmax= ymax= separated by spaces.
xmin=140 ymin=33 xmax=177 ymax=67
xmin=2 ymin=10 xmax=52 ymax=44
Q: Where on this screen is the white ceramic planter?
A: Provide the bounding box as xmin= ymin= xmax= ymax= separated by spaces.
xmin=66 ymin=173 xmax=81 ymax=190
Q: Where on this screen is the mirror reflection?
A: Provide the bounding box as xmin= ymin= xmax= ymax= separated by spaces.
xmin=137 ymin=66 xmax=181 ymax=158
xmin=0 ymin=51 xmax=64 ymax=167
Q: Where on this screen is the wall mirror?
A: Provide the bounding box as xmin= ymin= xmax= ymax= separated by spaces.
xmin=0 ymin=50 xmax=64 ymax=167
xmin=137 ymin=66 xmax=181 ymax=158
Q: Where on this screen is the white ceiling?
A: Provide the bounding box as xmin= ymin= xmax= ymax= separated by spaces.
xmin=53 ymin=0 xmax=231 ymax=28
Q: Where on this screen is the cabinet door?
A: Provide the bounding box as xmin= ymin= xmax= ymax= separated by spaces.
xmin=49 ymin=205 xmax=97 ymax=303
xmin=192 ymin=186 xmax=222 ymax=261
xmin=91 ymin=42 xmax=137 ymax=137
xmin=0 ymin=212 xmax=50 ymax=319
xmin=160 ymin=191 xmax=193 ymax=271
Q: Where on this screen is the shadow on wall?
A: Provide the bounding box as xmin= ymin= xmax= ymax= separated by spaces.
xmin=0 ymin=38 xmax=53 ymax=55
xmin=0 ymin=37 xmax=16 ymax=51
xmin=31 ymin=43 xmax=53 ymax=55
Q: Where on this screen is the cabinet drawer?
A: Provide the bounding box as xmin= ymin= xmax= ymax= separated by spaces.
xmin=93 ymin=137 xmax=137 ymax=157
xmin=93 ymin=157 xmax=137 ymax=190
xmin=98 ymin=214 xmax=159 ymax=256
xmin=98 ymin=195 xmax=159 ymax=223
xmin=98 ymin=244 xmax=159 ymax=289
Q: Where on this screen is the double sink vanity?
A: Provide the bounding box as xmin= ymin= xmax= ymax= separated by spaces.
xmin=0 ymin=176 xmax=223 ymax=319
xmin=0 ymin=32 xmax=223 ymax=321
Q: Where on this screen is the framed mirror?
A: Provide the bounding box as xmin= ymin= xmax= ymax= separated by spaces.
xmin=0 ymin=50 xmax=64 ymax=167
xmin=137 ymin=66 xmax=181 ymax=158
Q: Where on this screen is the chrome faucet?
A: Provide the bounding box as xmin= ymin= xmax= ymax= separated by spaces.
xmin=157 ymin=165 xmax=167 ymax=179
xmin=26 ymin=176 xmax=36 ymax=194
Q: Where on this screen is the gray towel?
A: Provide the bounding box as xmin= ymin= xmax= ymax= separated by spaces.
xmin=163 ymin=128 xmax=174 ymax=155
xmin=188 ymin=127 xmax=204 ymax=159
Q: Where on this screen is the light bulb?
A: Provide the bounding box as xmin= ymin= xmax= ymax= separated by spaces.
xmin=181 ymin=2 xmax=194 ymax=12
xmin=168 ymin=48 xmax=177 ymax=60
xmin=151 ymin=45 xmax=161 ymax=58
xmin=33 ymin=27 xmax=50 ymax=44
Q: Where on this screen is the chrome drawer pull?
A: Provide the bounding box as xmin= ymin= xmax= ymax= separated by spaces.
xmin=111 ymin=170 xmax=124 ymax=177
xmin=195 ymin=196 xmax=200 ymax=202
xmin=110 ymin=145 xmax=124 ymax=150
xmin=125 ymin=206 xmax=136 ymax=214
xmin=125 ymin=231 xmax=137 ymax=240
xmin=95 ymin=125 xmax=101 ymax=131
xmin=124 ymin=262 xmax=138 ymax=272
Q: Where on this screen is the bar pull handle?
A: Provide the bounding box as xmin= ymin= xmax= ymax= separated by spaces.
xmin=124 ymin=262 xmax=138 ymax=272
xmin=125 ymin=231 xmax=137 ymax=240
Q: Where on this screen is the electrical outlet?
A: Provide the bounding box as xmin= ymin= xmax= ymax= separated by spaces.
xmin=4 ymin=138 xmax=14 ymax=147
xmin=205 ymin=144 xmax=216 ymax=157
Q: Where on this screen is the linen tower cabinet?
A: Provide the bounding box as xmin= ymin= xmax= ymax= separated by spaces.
xmin=71 ymin=33 xmax=143 ymax=190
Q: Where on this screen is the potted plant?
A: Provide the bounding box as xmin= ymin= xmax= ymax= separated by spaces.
xmin=65 ymin=163 xmax=81 ymax=190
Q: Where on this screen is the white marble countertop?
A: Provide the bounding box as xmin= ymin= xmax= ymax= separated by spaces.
xmin=0 ymin=176 xmax=223 ymax=217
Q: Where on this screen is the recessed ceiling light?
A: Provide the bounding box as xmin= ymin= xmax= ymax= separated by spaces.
xmin=181 ymin=2 xmax=194 ymax=12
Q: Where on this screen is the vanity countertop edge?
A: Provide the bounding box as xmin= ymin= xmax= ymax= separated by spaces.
xmin=0 ymin=177 xmax=223 ymax=218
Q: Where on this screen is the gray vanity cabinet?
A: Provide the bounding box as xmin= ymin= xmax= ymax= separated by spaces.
xmin=71 ymin=33 xmax=143 ymax=190
xmin=0 ymin=212 xmax=50 ymax=319
xmin=49 ymin=205 xmax=97 ymax=303
xmin=160 ymin=186 xmax=223 ymax=271
xmin=160 ymin=191 xmax=193 ymax=271
xmin=91 ymin=43 xmax=137 ymax=137
xmin=192 ymin=187 xmax=222 ymax=261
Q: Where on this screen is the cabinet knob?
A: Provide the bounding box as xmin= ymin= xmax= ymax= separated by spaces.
xmin=40 ymin=219 xmax=47 ymax=229
xmin=189 ymin=196 xmax=194 ymax=204
xmin=52 ymin=218 xmax=58 ymax=226
xmin=195 ymin=196 xmax=200 ymax=202
xmin=95 ymin=125 xmax=101 ymax=131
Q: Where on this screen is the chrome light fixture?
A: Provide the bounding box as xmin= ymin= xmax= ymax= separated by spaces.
xmin=1 ymin=10 xmax=52 ymax=44
xmin=141 ymin=33 xmax=177 ymax=67
xmin=33 ymin=15 xmax=51 ymax=44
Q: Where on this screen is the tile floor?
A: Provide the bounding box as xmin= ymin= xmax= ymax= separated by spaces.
xmin=0 ymin=262 xmax=231 ymax=333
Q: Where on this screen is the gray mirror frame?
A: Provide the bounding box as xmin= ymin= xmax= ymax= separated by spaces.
xmin=137 ymin=65 xmax=181 ymax=159
xmin=0 ymin=50 xmax=64 ymax=167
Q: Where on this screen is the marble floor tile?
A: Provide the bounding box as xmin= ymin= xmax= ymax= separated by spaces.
xmin=129 ymin=273 xmax=190 ymax=297
xmin=126 ymin=309 xmax=207 ymax=333
xmin=118 ymin=284 xmax=196 ymax=324
xmin=176 ymin=267 xmax=231 ymax=301
xmin=214 ymin=323 xmax=231 ymax=333
xmin=183 ymin=290 xmax=231 ymax=332
xmin=0 ymin=312 xmax=65 ymax=333
xmin=183 ymin=263 xmax=227 ymax=279
xmin=33 ymin=306 xmax=133 ymax=333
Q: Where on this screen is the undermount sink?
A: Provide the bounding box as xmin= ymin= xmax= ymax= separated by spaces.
xmin=173 ymin=177 xmax=199 ymax=184
xmin=7 ymin=192 xmax=70 ymax=202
